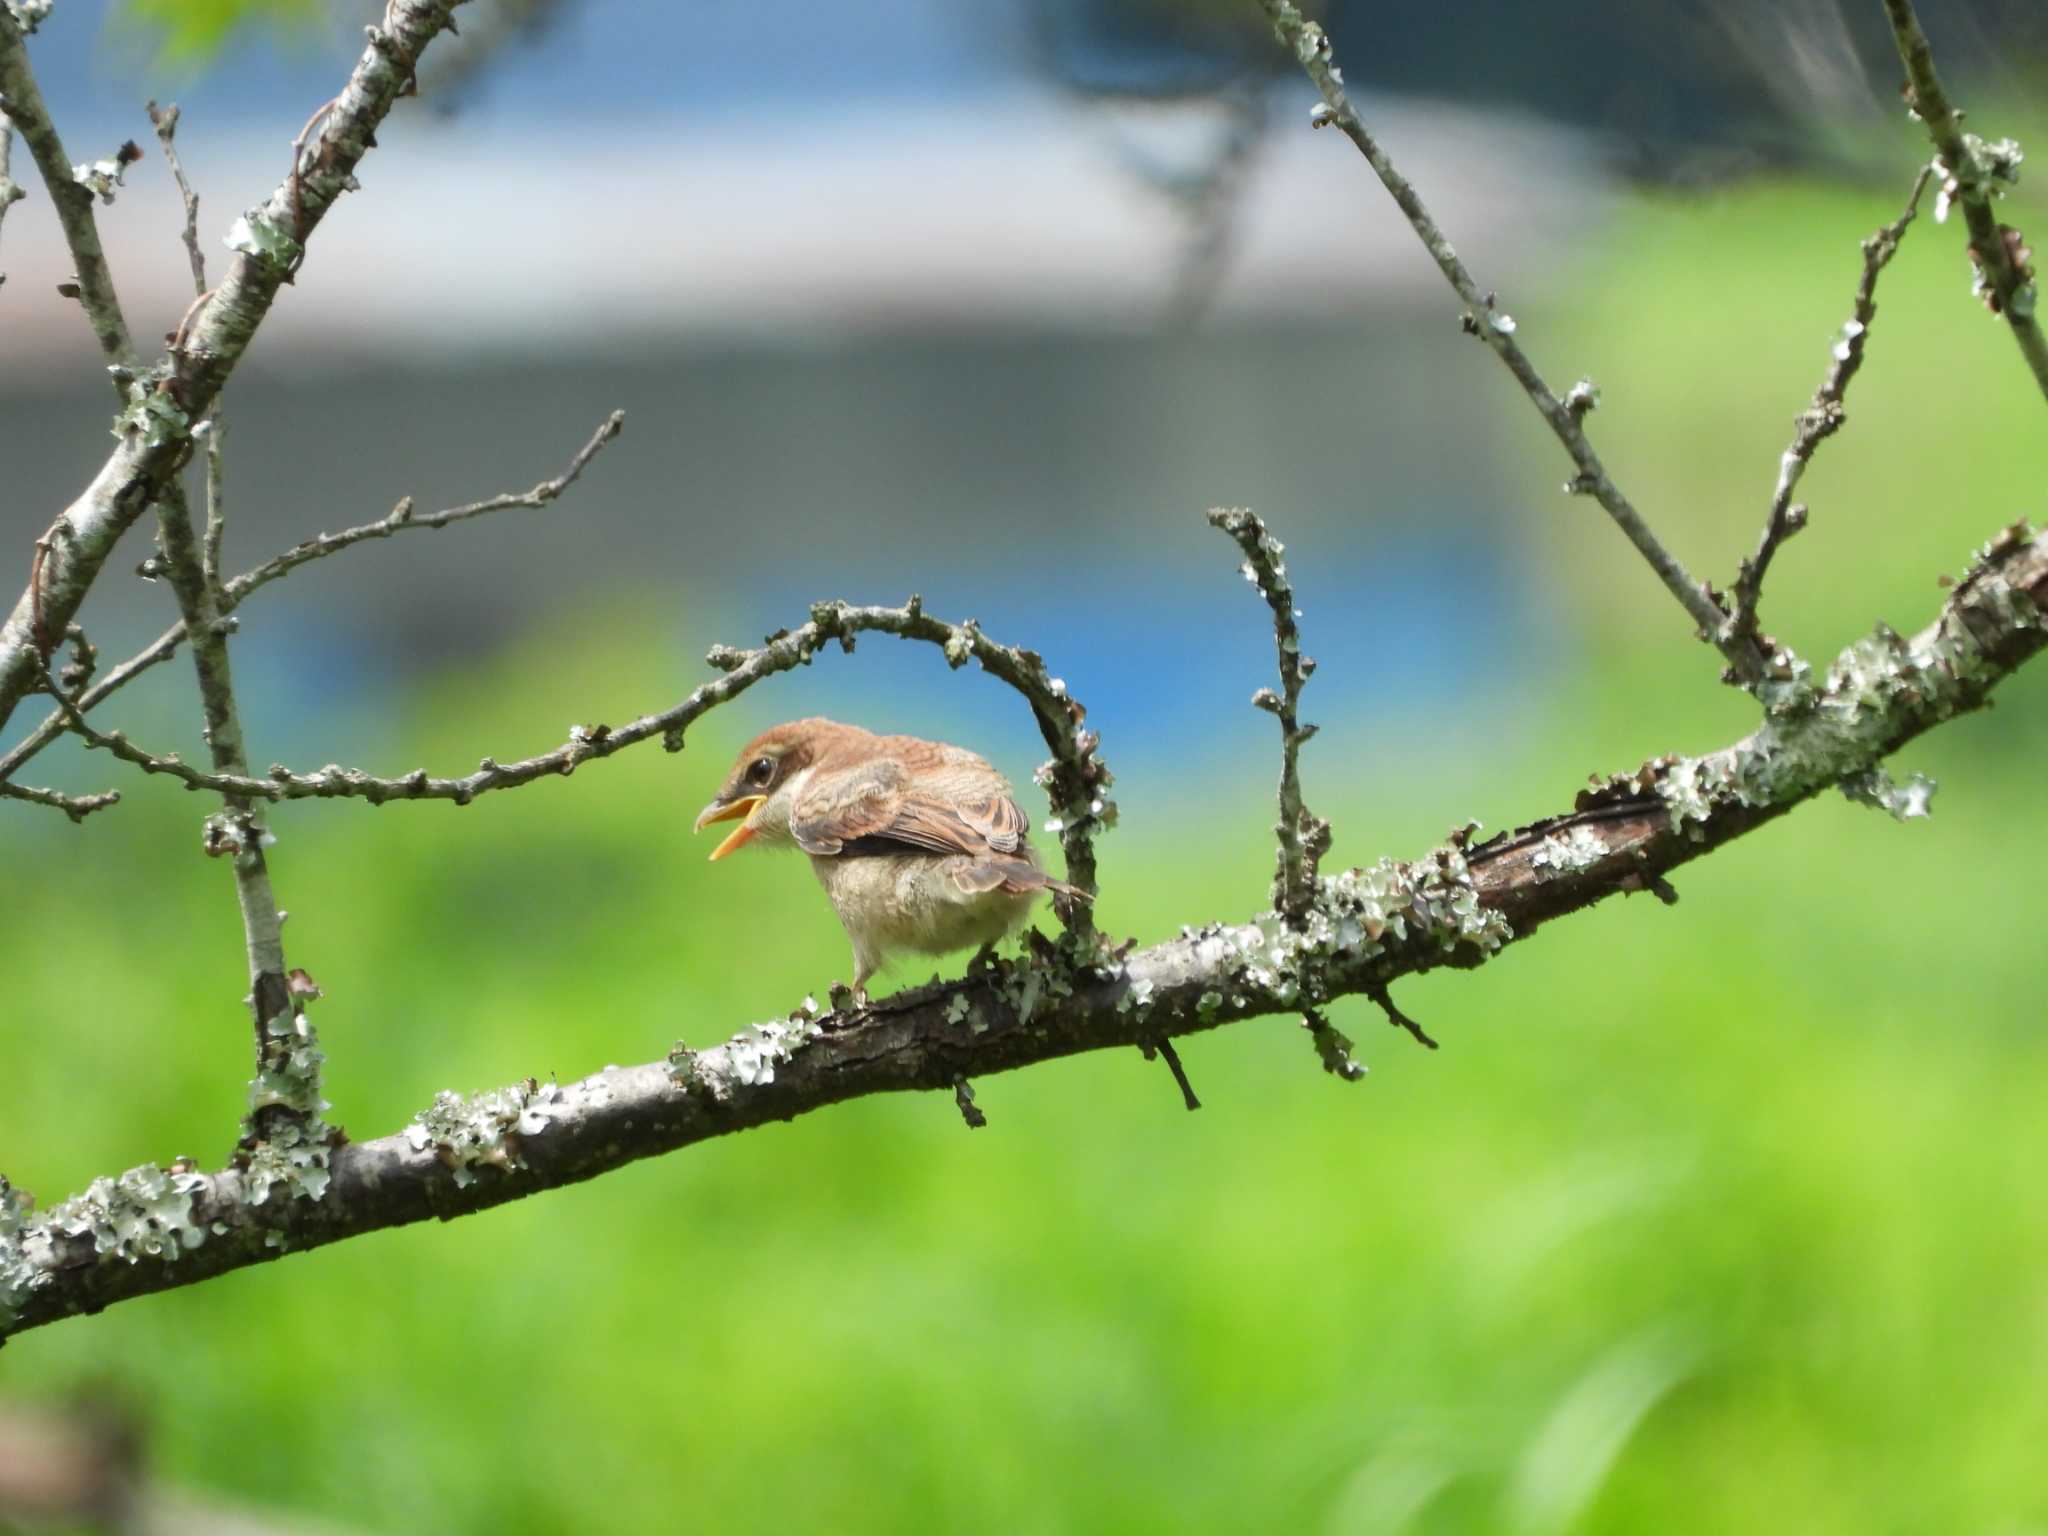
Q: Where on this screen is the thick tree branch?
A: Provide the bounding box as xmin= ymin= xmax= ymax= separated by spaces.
xmin=5 ymin=517 xmax=2043 ymax=1342
xmin=0 ymin=412 xmax=624 ymax=788
xmin=1732 ymin=169 xmax=1930 ymax=647
xmin=1882 ymin=0 xmax=2048 ymax=404
xmin=1253 ymin=0 xmax=1771 ymax=687
xmin=0 ymin=0 xmax=468 ymax=734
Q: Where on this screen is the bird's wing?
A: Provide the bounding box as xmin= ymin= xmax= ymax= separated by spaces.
xmin=789 ymin=754 xmax=1029 ymax=860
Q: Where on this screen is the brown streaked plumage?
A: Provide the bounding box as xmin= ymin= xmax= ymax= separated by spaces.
xmin=694 ymin=718 xmax=1082 ymax=998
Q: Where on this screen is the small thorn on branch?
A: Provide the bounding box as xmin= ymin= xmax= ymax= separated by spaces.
xmin=952 ymin=1077 xmax=987 ymax=1129
xmin=1367 ymin=982 xmax=1438 ymax=1050
xmin=1302 ymin=1008 xmax=1366 ymax=1081
xmin=1146 ymin=1038 xmax=1202 ymax=1111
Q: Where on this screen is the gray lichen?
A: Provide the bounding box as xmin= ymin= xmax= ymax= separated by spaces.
xmin=111 ymin=374 xmax=189 ymax=450
xmin=1840 ymin=767 xmax=1937 ymax=820
xmin=224 ymin=209 xmax=302 ymax=273
xmin=404 ymin=1079 xmax=568 ymax=1189
xmin=1529 ymin=823 xmax=1611 ymax=880
xmin=1661 ymin=556 xmax=2036 ymax=835
xmin=0 ymin=1175 xmax=39 ymax=1326
xmin=0 ymin=1163 xmax=211 ymax=1326
xmin=40 ymin=1165 xmax=209 ymax=1261
xmin=1228 ymin=845 xmax=1513 ymax=1011
xmin=241 ymin=1000 xmax=332 ymax=1205
xmin=1933 ymin=134 xmax=2023 ymax=224
xmin=70 ymin=150 xmax=131 ymax=205
xmin=671 ymin=1016 xmax=821 ymax=1100
xmin=3 ymin=1 xmax=52 ymax=34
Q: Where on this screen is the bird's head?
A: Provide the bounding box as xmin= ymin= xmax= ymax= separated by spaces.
xmin=693 ymin=718 xmax=845 ymax=860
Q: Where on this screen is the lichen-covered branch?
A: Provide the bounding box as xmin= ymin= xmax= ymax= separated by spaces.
xmin=1252 ymin=0 xmax=1768 ymax=686
xmin=7 ymin=518 xmax=2041 ymax=1343
xmin=0 ymin=12 xmax=137 ymax=369
xmin=0 ymin=412 xmax=624 ymax=789
xmin=1731 ymin=170 xmax=1930 ymax=650
xmin=46 ymin=596 xmax=1116 ymax=934
xmin=0 ymin=0 xmax=469 ymax=735
xmin=1209 ymin=508 xmax=1329 ymax=922
xmin=0 ymin=109 xmax=24 ymax=289
xmin=1881 ymin=0 xmax=2048 ymax=404
xmin=146 ymin=444 xmax=329 ymax=1191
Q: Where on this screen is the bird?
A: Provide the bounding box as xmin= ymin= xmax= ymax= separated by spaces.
xmin=694 ymin=718 xmax=1084 ymax=1001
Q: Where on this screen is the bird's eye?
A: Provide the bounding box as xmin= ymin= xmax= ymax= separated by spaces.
xmin=746 ymin=756 xmax=776 ymax=787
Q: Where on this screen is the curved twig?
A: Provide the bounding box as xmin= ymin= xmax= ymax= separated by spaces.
xmin=45 ymin=596 xmax=1115 ymax=932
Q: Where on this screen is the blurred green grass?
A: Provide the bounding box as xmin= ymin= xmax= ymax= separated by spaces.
xmin=6 ymin=170 xmax=2048 ymax=1534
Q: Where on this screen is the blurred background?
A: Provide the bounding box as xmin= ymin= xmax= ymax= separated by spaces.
xmin=3 ymin=1 xmax=2047 ymax=1531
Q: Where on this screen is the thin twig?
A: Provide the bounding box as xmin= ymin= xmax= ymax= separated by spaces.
xmin=127 ymin=478 xmax=313 ymax=1153
xmin=1881 ymin=0 xmax=2048 ymax=405
xmin=152 ymin=96 xmax=229 ymax=602
xmin=1731 ymin=169 xmax=1931 ymax=649
xmin=145 ymin=101 xmax=206 ymax=294
xmin=1252 ymin=1 xmax=1767 ymax=685
xmin=200 ymin=417 xmax=226 ymax=594
xmin=1154 ymin=1038 xmax=1202 ymax=1111
xmin=1366 ymin=981 xmax=1438 ymax=1051
xmin=0 ymin=777 xmax=119 ymax=821
xmin=0 ymin=413 xmax=627 ymax=786
xmin=1209 ymin=507 xmax=1330 ymax=923
xmin=233 ymin=409 xmax=625 ymax=588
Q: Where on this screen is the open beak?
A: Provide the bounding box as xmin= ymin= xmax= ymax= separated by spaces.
xmin=694 ymin=794 xmax=766 ymax=861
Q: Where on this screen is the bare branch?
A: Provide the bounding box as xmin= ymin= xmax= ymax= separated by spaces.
xmin=0 ymin=412 xmax=626 ymax=785
xmin=1209 ymin=507 xmax=1330 ymax=923
xmin=1882 ymin=0 xmax=2048 ymax=404
xmin=144 ymin=101 xmax=205 ymax=295
xmin=146 ymin=101 xmax=228 ymax=592
xmin=231 ymin=409 xmax=626 ymax=588
xmin=1252 ymin=1 xmax=1769 ymax=686
xmin=0 ymin=776 xmax=118 ymax=820
xmin=1732 ymin=169 xmax=1932 ymax=648
xmin=9 ymin=518 xmax=2045 ymax=1342
xmin=0 ymin=0 xmax=471 ymax=737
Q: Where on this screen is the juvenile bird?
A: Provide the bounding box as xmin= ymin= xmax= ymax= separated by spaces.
xmin=695 ymin=719 xmax=1083 ymax=1000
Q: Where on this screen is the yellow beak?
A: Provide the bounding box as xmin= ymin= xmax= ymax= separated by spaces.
xmin=694 ymin=794 xmax=766 ymax=861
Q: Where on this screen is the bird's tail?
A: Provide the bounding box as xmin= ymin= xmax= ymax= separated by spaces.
xmin=957 ymin=859 xmax=1093 ymax=902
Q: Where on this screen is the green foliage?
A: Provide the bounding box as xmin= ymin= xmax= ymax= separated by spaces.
xmin=4 ymin=174 xmax=2047 ymax=1530
xmin=118 ymin=0 xmax=322 ymax=62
